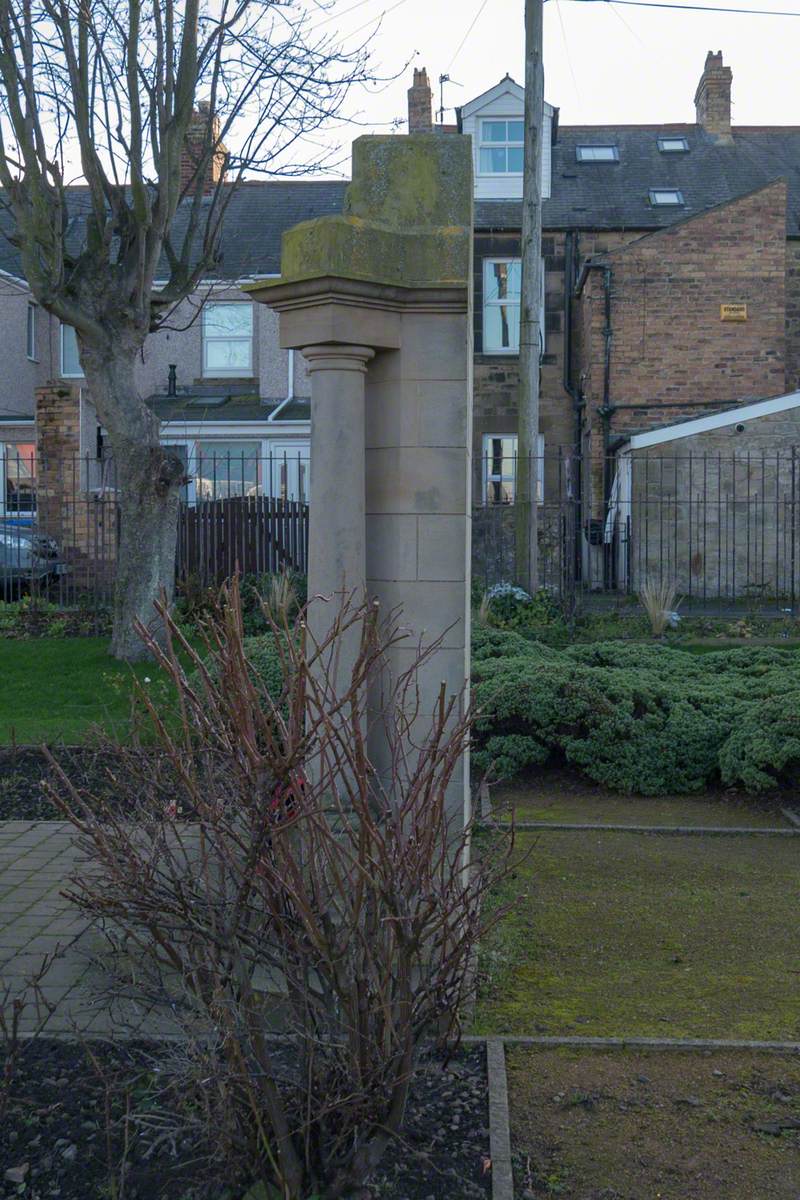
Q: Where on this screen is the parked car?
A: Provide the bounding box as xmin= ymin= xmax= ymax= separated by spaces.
xmin=0 ymin=520 xmax=69 ymax=596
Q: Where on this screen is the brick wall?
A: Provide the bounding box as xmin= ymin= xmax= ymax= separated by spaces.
xmin=36 ymin=383 xmax=117 ymax=589
xmin=575 ymin=181 xmax=788 ymax=511
xmin=786 ymin=238 xmax=800 ymax=393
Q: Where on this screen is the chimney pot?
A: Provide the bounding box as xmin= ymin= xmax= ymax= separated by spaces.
xmin=694 ymin=50 xmax=733 ymax=141
xmin=407 ymin=66 xmax=433 ymax=134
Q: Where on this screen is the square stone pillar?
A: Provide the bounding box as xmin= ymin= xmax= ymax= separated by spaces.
xmin=246 ymin=134 xmax=473 ymax=824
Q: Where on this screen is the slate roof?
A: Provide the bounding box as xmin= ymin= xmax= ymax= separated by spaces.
xmin=1 ymin=124 xmax=799 ymax=283
xmin=148 ymin=385 xmax=310 ymax=423
xmin=0 ymin=179 xmax=349 ymax=282
xmin=476 ymin=124 xmax=800 ymax=233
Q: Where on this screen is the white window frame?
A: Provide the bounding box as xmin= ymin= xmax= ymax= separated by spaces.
xmin=482 ymin=433 xmax=544 ymax=506
xmin=649 ymin=188 xmax=684 ymax=206
xmin=657 ymin=136 xmax=689 ymax=153
xmin=483 ymin=258 xmax=521 ymax=355
xmin=162 ymin=436 xmax=311 ymax=506
xmin=482 ymin=257 xmax=546 ymax=357
xmin=478 ymin=118 xmax=524 ymax=177
xmin=60 ymin=324 xmax=84 ymax=378
xmin=201 ymin=301 xmax=254 ymax=378
xmin=26 ymin=302 xmax=37 ymax=362
xmin=576 ymin=145 xmax=619 ymax=162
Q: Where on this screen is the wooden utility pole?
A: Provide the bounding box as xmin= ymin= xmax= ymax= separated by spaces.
xmin=515 ymin=0 xmax=545 ymax=592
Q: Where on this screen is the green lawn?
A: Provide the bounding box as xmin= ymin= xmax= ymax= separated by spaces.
xmin=474 ymin=829 xmax=800 ymax=1040
xmin=0 ymin=636 xmax=188 ymax=744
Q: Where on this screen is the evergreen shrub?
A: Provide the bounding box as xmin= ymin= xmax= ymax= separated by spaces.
xmin=472 ymin=633 xmax=800 ymax=794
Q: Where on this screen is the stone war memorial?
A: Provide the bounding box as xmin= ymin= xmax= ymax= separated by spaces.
xmin=246 ymin=132 xmax=473 ymax=822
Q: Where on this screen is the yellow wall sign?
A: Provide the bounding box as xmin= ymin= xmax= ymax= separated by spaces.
xmin=720 ymin=303 xmax=747 ymax=321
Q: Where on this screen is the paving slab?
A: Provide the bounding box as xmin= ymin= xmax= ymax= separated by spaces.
xmin=0 ymin=819 xmax=285 ymax=1039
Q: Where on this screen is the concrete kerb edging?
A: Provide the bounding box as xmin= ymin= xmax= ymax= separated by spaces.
xmin=781 ymin=807 xmax=800 ymax=828
xmin=464 ymin=1034 xmax=800 ymax=1053
xmin=486 ymin=1039 xmax=515 ymax=1200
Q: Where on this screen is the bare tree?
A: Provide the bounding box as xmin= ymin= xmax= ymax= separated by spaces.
xmin=0 ymin=0 xmax=374 ymax=659
xmin=48 ymin=583 xmax=514 ymax=1198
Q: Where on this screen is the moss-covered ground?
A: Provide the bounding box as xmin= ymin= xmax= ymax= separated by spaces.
xmin=474 ymin=828 xmax=799 ymax=1039
xmin=507 ymin=1047 xmax=800 ymax=1199
xmin=493 ymin=771 xmax=791 ymax=828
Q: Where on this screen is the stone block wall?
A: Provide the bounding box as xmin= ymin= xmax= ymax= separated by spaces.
xmin=627 ymin=407 xmax=800 ymax=599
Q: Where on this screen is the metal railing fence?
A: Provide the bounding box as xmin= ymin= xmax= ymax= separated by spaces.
xmin=3 ymin=446 xmax=799 ymax=615
xmin=472 ymin=447 xmax=800 ymax=614
xmin=0 ymin=449 xmax=310 ymax=607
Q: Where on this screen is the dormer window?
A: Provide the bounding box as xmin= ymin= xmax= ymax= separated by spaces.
xmin=658 ymin=136 xmax=689 ymax=153
xmin=576 ymin=145 xmax=618 ymax=163
xmin=649 ymin=188 xmax=684 ymax=206
xmin=479 ymin=119 xmax=524 ymax=174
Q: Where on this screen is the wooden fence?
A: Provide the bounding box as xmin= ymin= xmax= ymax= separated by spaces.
xmin=176 ymin=496 xmax=309 ymax=587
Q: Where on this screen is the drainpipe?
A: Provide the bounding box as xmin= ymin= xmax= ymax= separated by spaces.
xmin=267 ymin=348 xmax=296 ymax=423
xmin=597 ymin=266 xmax=615 ymax=504
xmin=564 ymin=229 xmax=584 ymax=581
xmin=596 ymin=266 xmax=615 ymax=587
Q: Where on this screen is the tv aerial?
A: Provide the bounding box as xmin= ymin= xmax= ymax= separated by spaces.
xmin=437 ymin=74 xmax=462 ymax=125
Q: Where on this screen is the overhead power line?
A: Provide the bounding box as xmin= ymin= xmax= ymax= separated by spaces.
xmin=446 ymin=0 xmax=492 ymax=72
xmin=564 ymin=0 xmax=800 ymax=16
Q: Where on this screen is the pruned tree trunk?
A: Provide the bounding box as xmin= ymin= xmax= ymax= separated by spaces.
xmin=82 ymin=347 xmax=185 ymax=662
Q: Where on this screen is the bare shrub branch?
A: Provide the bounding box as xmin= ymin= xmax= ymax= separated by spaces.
xmin=47 ymin=583 xmax=513 ymax=1199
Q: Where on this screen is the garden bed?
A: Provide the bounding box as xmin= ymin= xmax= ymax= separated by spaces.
xmin=0 ymin=747 xmax=142 ymax=820
xmin=507 ymin=1046 xmax=800 ymax=1199
xmin=0 ymin=1040 xmax=491 ymax=1200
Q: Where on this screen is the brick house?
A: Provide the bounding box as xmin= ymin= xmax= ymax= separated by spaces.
xmin=4 ymin=53 xmax=800 ymax=599
xmin=433 ymin=51 xmax=800 ymax=593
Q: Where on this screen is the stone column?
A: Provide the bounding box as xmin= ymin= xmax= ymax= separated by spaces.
xmin=303 ymin=343 xmax=374 ymax=692
xmin=303 ymin=344 xmax=374 ymax=603
xmin=245 ymin=132 xmax=473 ymax=823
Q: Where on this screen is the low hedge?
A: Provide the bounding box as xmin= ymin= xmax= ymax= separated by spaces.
xmin=472 ymin=628 xmax=800 ymax=794
xmin=230 ymin=626 xmax=800 ymax=794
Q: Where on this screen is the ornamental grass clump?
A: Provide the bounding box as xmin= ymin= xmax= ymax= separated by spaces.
xmin=639 ymin=575 xmax=679 ymax=637
xmin=48 ymin=582 xmax=512 ymax=1200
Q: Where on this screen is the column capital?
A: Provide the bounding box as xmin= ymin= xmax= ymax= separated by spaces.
xmin=302 ymin=343 xmax=375 ymax=375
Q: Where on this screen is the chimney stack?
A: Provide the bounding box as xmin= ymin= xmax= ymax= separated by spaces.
xmin=694 ymin=51 xmax=733 ymax=141
xmin=180 ymin=100 xmax=227 ymax=195
xmin=407 ymin=67 xmax=433 ymax=134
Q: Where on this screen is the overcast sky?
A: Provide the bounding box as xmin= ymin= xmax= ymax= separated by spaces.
xmin=331 ymin=0 xmax=800 ymax=138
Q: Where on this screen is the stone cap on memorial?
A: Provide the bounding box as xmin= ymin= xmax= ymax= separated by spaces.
xmin=244 ymin=134 xmax=472 ymax=296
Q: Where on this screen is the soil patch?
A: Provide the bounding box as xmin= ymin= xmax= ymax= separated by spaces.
xmin=506 ymin=1046 xmax=800 ymax=1199
xmin=492 ymin=767 xmax=792 ymax=827
xmin=0 ymin=747 xmax=131 ymax=820
xmin=473 ymin=831 xmax=800 ymax=1039
xmin=0 ymin=1040 xmax=490 ymax=1200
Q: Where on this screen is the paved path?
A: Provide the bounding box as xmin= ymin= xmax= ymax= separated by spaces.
xmin=0 ymin=821 xmax=181 ymax=1036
